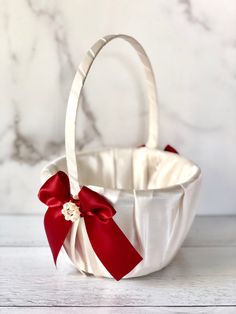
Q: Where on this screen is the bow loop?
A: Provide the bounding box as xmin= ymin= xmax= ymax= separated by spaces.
xmin=79 ymin=186 xmax=115 ymax=221
xmin=38 ymin=171 xmax=71 ymax=207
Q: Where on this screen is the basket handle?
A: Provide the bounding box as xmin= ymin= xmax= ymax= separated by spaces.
xmin=65 ymin=34 xmax=159 ymax=193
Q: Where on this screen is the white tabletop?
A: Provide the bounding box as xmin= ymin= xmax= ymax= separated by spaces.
xmin=0 ymin=215 xmax=236 ymax=313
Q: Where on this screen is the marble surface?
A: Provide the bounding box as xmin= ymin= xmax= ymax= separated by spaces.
xmin=0 ymin=0 xmax=235 ymax=214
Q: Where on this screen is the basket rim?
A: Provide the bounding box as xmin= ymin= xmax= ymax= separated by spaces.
xmin=41 ymin=147 xmax=201 ymax=194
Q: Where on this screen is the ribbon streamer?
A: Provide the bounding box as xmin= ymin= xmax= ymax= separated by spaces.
xmin=38 ymin=171 xmax=142 ymax=281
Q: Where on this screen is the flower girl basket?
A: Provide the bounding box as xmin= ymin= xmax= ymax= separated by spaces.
xmin=38 ymin=34 xmax=201 ymax=281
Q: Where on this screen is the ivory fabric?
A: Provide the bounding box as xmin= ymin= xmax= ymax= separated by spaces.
xmin=41 ymin=147 xmax=201 ymax=278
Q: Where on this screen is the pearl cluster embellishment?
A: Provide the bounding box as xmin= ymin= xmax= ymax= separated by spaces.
xmin=61 ymin=201 xmax=80 ymax=222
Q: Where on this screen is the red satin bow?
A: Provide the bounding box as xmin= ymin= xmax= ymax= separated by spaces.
xmin=164 ymin=145 xmax=178 ymax=154
xmin=38 ymin=171 xmax=142 ymax=281
xmin=138 ymin=144 xmax=179 ymax=154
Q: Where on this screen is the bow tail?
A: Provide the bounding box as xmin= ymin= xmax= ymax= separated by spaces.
xmin=84 ymin=215 xmax=143 ymax=281
xmin=44 ymin=207 xmax=72 ymax=264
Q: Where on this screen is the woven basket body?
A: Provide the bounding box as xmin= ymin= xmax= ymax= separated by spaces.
xmin=41 ymin=35 xmax=201 ymax=279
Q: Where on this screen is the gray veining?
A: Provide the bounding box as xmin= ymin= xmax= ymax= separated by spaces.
xmin=0 ymin=0 xmax=236 ymax=214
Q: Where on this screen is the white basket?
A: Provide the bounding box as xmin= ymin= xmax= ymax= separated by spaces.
xmin=41 ymin=34 xmax=201 ymax=279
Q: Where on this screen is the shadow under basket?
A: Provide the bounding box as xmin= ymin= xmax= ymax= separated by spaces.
xmin=41 ymin=147 xmax=201 ymax=278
